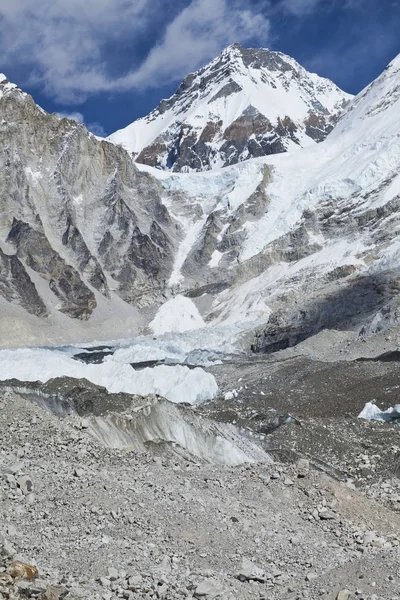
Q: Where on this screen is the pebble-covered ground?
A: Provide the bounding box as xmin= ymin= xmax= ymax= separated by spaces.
xmin=1 ymin=349 xmax=400 ymax=600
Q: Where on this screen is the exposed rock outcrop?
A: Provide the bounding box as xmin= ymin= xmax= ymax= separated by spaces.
xmin=0 ymin=74 xmax=177 ymax=322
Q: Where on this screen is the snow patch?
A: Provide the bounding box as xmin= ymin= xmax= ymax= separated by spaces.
xmin=209 ymin=250 xmax=224 ymax=268
xmin=150 ymin=295 xmax=205 ymax=335
xmin=0 ymin=74 xmax=18 ymax=99
xmin=358 ymin=402 xmax=400 ymax=422
xmin=168 ymin=217 xmax=207 ymax=286
xmin=73 ymin=194 xmax=83 ymax=205
xmin=383 ymin=173 xmax=400 ymax=203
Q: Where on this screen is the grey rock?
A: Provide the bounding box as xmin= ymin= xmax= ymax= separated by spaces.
xmin=318 ymin=508 xmax=336 ymax=520
xmin=237 ymin=557 xmax=266 ymax=582
xmin=156 ymin=583 xmax=168 ymax=599
xmin=4 ymin=473 xmax=17 ymax=488
xmin=336 ymin=591 xmax=352 ymax=600
xmin=155 ymin=556 xmax=172 ymax=576
xmin=296 ymin=458 xmax=310 ymax=478
xmin=7 ymin=462 xmax=25 ymax=475
xmin=16 ymin=579 xmax=48 ymax=596
xmin=194 ymin=579 xmax=223 ymax=598
xmin=107 ymin=567 xmax=119 ymax=581
xmin=363 ymin=531 xmax=378 ymax=545
xmin=17 ymin=475 xmax=33 ymax=495
xmin=127 ymin=576 xmax=142 ymax=587
xmin=1 ymin=539 xmax=16 ymax=557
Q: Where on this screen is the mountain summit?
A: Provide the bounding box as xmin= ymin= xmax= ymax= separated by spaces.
xmin=108 ymin=44 xmax=352 ymax=172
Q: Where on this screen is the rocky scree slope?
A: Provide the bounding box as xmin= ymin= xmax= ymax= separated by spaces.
xmin=108 ymin=44 xmax=351 ymax=172
xmin=0 ymin=73 xmax=179 ymax=335
xmin=2 ymin=376 xmax=400 ymax=600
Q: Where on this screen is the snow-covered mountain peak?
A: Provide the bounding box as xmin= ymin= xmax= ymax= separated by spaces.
xmin=0 ymin=74 xmax=19 ymax=98
xmin=108 ymin=45 xmax=352 ymax=172
xmin=386 ymin=52 xmax=400 ymax=73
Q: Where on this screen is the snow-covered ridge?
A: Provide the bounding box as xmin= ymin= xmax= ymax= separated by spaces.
xmin=331 ymin=52 xmax=400 ymax=136
xmin=108 ymin=44 xmax=352 ymax=172
xmin=0 ymin=73 xmax=19 ymax=98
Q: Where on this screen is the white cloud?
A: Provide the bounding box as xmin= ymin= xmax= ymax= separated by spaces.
xmin=0 ymin=0 xmax=270 ymax=103
xmin=280 ymin=0 xmax=322 ymax=15
xmin=87 ymin=122 xmax=107 ymax=137
xmin=56 ymin=111 xmax=106 ymax=137
xmin=56 ymin=112 xmax=85 ymax=124
xmin=121 ymin=0 xmax=270 ymax=88
xmin=0 ymin=0 xmax=160 ymax=102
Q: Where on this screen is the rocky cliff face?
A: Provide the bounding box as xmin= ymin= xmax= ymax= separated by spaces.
xmin=108 ymin=44 xmax=352 ymax=172
xmin=0 ymin=74 xmax=178 ymax=327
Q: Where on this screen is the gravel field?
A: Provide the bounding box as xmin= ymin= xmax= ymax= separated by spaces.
xmin=2 ymin=342 xmax=400 ymax=600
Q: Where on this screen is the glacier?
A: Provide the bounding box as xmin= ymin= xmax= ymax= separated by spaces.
xmin=0 ymin=347 xmax=218 ymax=405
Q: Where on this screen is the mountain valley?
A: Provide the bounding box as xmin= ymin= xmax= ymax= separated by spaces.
xmin=1 ymin=44 xmax=400 ymax=600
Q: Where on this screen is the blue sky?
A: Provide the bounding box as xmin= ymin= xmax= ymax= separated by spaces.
xmin=1 ymin=0 xmax=399 ymax=137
